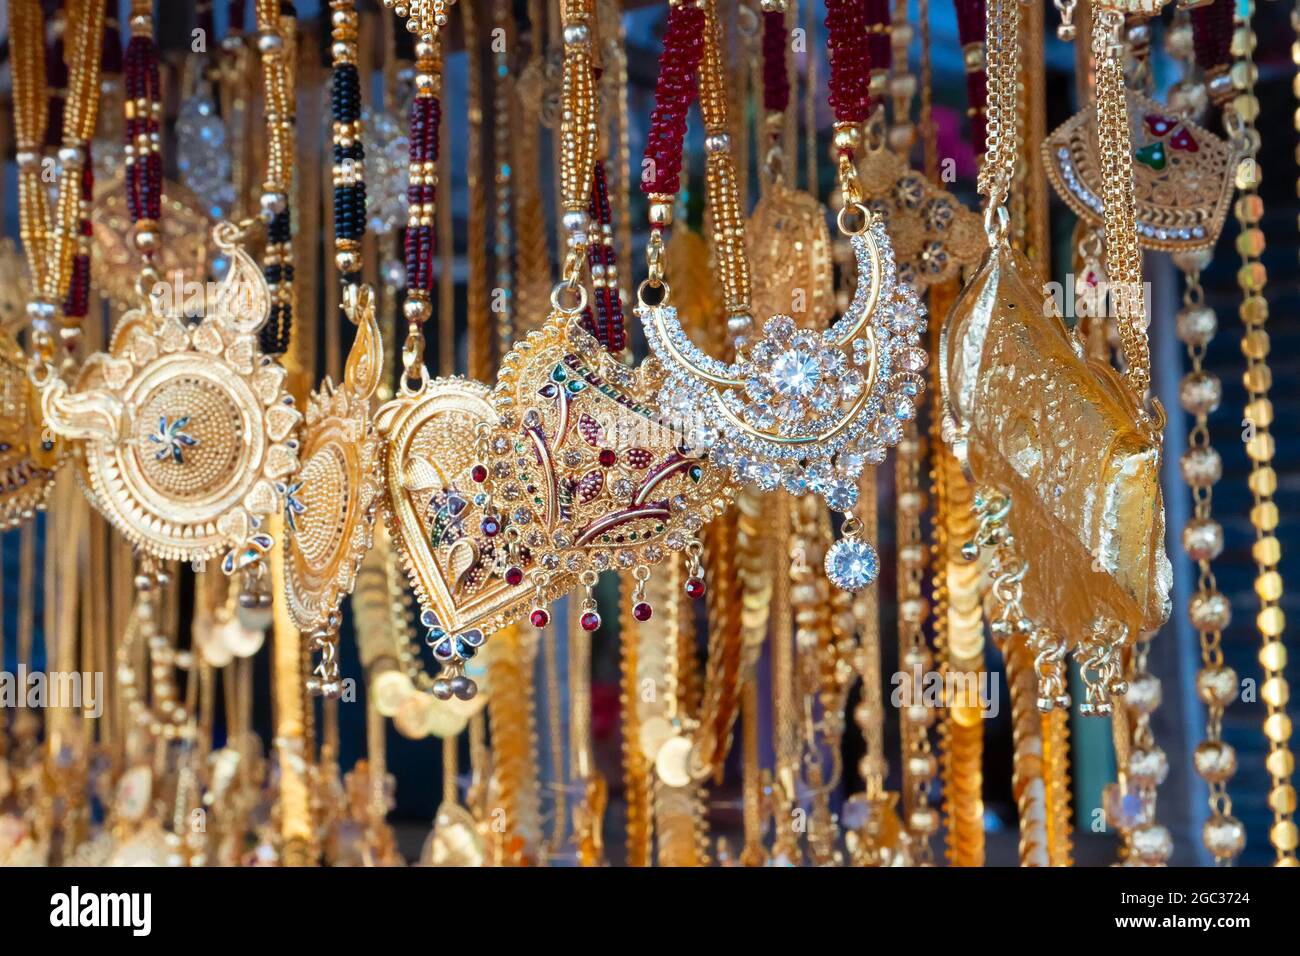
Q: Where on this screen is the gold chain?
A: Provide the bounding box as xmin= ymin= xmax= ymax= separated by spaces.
xmin=10 ymin=0 xmax=107 ymax=373
xmin=978 ymin=0 xmax=1019 ymax=205
xmin=1230 ymin=0 xmax=1295 ymax=867
xmin=1091 ymin=5 xmax=1150 ymax=400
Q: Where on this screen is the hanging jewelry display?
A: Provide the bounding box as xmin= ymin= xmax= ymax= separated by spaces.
xmin=285 ymin=0 xmax=384 ymax=698
xmin=1043 ymin=89 xmax=1240 ymax=253
xmin=943 ymin=0 xmax=1172 ymax=714
xmin=90 ymin=1 xmax=209 ymax=313
xmin=639 ymin=0 xmax=925 ymax=594
xmin=1225 ymin=0 xmax=1295 ymax=867
xmin=377 ymin=1 xmax=731 ymax=700
xmin=41 ymin=6 xmax=299 ymax=607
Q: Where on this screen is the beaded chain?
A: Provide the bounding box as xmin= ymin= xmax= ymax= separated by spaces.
xmin=123 ymin=1 xmax=164 ymax=288
xmin=255 ymin=0 xmax=298 ymax=356
xmin=64 ymin=3 xmax=119 ymax=327
xmin=398 ymin=28 xmax=443 ymax=381
xmin=1225 ymin=0 xmax=1296 ymax=867
xmin=952 ymin=0 xmax=988 ymax=156
xmin=329 ymin=0 xmax=367 ymax=287
xmin=580 ymin=162 xmax=627 ymax=352
xmin=9 ymin=0 xmax=107 ymax=374
xmin=1180 ymin=0 xmax=1245 ymax=866
xmin=696 ymin=0 xmax=751 ymax=335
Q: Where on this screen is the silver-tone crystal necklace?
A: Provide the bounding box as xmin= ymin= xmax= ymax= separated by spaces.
xmin=634 ymin=0 xmax=925 ymax=592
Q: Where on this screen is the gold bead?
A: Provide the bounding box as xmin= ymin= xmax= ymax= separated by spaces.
xmin=1266 ymin=747 xmax=1295 ymax=779
xmin=648 ymin=201 xmax=674 ymax=227
xmin=1269 ymin=820 xmax=1299 ymax=853
xmin=1258 ymin=605 xmax=1286 ymax=639
xmin=1269 ymin=785 xmax=1297 ymax=816
xmin=1254 ymin=535 xmax=1282 ymax=567
xmin=1262 ymin=676 xmax=1290 ymax=709
xmin=1264 ymin=712 xmax=1293 ymax=744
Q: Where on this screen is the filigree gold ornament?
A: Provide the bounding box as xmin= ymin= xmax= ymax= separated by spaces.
xmin=377 ymin=306 xmax=733 ymax=702
xmin=943 ymin=0 xmax=1171 ymax=715
xmin=642 ymin=219 xmax=925 ymax=571
xmin=747 ymin=183 xmax=835 ymax=324
xmin=284 ymin=286 xmax=383 ymax=693
xmin=0 ymin=240 xmax=31 ymax=333
xmin=1043 ymin=89 xmax=1240 ymax=253
xmin=91 ymin=177 xmax=210 ymax=312
xmin=856 ymin=143 xmax=985 ymax=292
xmin=0 ymin=330 xmax=57 ymax=530
xmin=42 ymin=222 xmax=301 ymax=599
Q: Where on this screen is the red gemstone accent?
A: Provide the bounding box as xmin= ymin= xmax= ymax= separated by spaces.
xmin=598 ymin=448 xmax=618 ymax=468
xmin=471 ymin=464 xmax=488 ymax=483
xmin=530 ymin=608 xmax=550 ymax=628
xmin=633 ymin=601 xmax=653 ymax=622
xmin=1168 ymin=127 xmax=1198 ymax=153
xmin=580 ymin=610 xmax=602 ymax=632
xmin=1143 ymin=113 xmax=1176 ymax=137
xmin=579 ymin=413 xmax=606 ymax=447
xmin=505 ymin=566 xmax=524 ymax=586
xmin=684 ymin=577 xmax=705 ymax=599
xmin=624 ymin=448 xmax=653 ymax=469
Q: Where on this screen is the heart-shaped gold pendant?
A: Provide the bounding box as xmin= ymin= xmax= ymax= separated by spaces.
xmin=376 ymin=310 xmax=733 ymax=698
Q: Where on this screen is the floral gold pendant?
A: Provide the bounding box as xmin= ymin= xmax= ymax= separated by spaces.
xmin=283 ymin=285 xmax=383 ymax=654
xmin=643 ymin=221 xmax=925 ymax=517
xmin=855 ymin=146 xmax=984 ymax=292
xmin=42 ymin=222 xmax=300 ymax=582
xmin=1043 ymin=90 xmax=1240 ymax=253
xmin=376 ymin=311 xmax=733 ymax=695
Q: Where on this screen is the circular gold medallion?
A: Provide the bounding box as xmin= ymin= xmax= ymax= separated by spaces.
xmin=284 ymin=286 xmax=382 ymax=632
xmin=44 ymin=223 xmax=301 ymax=569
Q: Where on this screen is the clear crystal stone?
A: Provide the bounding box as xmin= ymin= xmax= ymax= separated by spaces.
xmin=825 ymin=539 xmax=879 ymax=591
xmin=771 ymin=348 xmax=823 ymax=399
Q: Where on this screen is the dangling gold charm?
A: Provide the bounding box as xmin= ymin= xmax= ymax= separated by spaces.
xmin=0 ymin=328 xmax=57 ymax=529
xmin=91 ymin=177 xmax=210 ymax=312
xmin=42 ymin=221 xmax=301 ymax=585
xmin=941 ymin=221 xmax=1172 ymax=705
xmin=284 ymin=284 xmax=384 ymax=696
xmin=747 ymin=182 xmax=835 ymax=324
xmin=1044 ymin=89 xmax=1240 ymax=253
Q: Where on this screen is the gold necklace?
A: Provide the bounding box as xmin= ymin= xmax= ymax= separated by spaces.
xmin=945 ymin=0 xmax=1171 ymax=717
xmin=376 ymin=2 xmax=732 ymax=701
xmin=1230 ymin=0 xmax=1295 ymax=867
xmin=41 ymin=5 xmax=302 ymax=610
xmin=3 ymin=0 xmax=107 ymax=528
xmin=284 ymin=0 xmax=384 ymax=699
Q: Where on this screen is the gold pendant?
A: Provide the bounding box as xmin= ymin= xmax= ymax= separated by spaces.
xmin=91 ymin=177 xmax=210 ymax=312
xmin=42 ymin=222 xmax=301 ymax=587
xmin=856 ymin=145 xmax=984 ymax=293
xmin=283 ymin=286 xmax=383 ymax=693
xmin=1043 ymin=90 xmax=1240 ymax=253
xmin=941 ymin=229 xmax=1172 ymax=711
xmin=0 ymin=328 xmax=57 ymax=529
xmin=747 ymin=183 xmax=835 ymax=323
xmin=376 ymin=310 xmax=732 ymax=697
